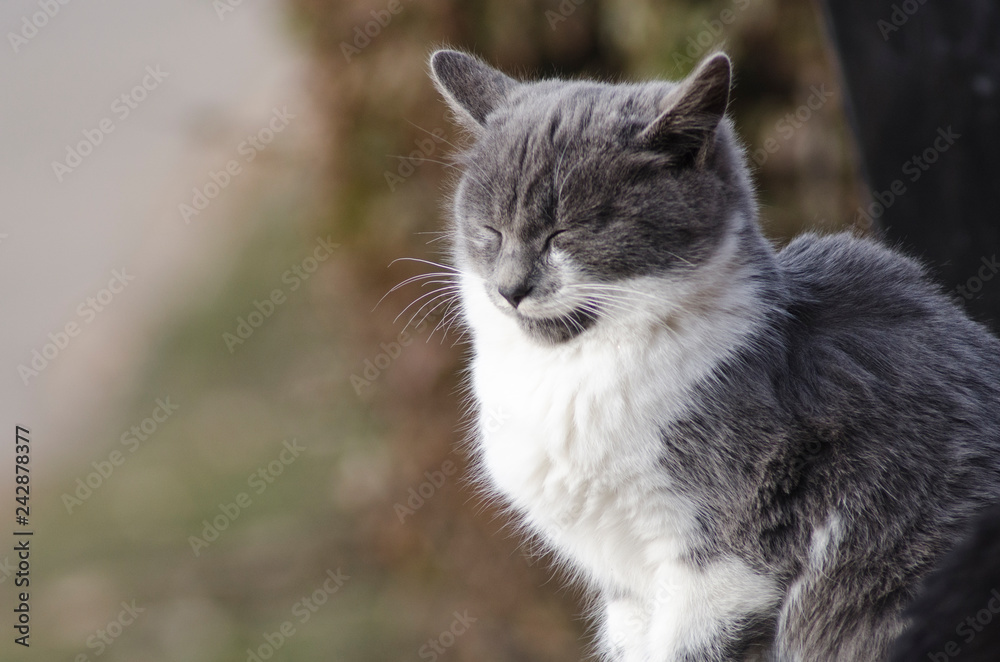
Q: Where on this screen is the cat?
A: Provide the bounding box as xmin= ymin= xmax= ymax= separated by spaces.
xmin=427 ymin=49 xmax=1000 ymax=661
xmin=889 ymin=503 xmax=1000 ymax=662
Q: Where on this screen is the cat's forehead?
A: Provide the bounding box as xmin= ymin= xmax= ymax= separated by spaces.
xmin=459 ymin=81 xmax=674 ymax=223
xmin=487 ymin=80 xmax=677 ymax=150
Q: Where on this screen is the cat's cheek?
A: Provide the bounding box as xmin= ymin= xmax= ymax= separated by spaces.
xmin=459 ymin=272 xmax=521 ymax=335
xmin=459 ymin=240 xmax=498 ymax=271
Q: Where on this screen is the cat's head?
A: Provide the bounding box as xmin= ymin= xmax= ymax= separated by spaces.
xmin=430 ymin=50 xmax=756 ymax=344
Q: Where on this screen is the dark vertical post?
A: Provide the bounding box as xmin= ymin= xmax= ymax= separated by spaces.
xmin=817 ymin=0 xmax=1000 ymax=330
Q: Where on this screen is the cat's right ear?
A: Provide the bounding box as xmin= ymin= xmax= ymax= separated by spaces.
xmin=638 ymin=52 xmax=732 ymax=166
xmin=430 ymin=50 xmax=515 ymax=134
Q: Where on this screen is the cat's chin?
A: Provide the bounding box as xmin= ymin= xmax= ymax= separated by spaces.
xmin=514 ymin=308 xmax=598 ymax=344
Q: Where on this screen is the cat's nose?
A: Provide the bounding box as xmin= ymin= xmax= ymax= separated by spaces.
xmin=499 ymin=283 xmax=533 ymax=308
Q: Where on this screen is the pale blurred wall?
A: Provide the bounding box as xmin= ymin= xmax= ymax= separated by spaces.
xmin=0 ymin=0 xmax=318 ymax=470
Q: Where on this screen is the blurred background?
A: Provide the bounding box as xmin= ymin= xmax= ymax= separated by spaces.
xmin=2 ymin=0 xmax=991 ymax=660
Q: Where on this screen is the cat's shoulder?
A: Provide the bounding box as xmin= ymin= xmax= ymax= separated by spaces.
xmin=775 ymin=231 xmax=946 ymax=320
xmin=777 ymin=231 xmax=929 ymax=293
xmin=770 ymin=231 xmax=1000 ymax=368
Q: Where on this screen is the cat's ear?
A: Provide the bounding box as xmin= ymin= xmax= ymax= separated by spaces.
xmin=638 ymin=53 xmax=732 ymax=166
xmin=430 ymin=50 xmax=516 ymax=133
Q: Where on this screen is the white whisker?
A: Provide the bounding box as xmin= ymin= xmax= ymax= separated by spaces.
xmin=407 ymin=288 xmax=462 ymax=331
xmin=395 ymin=285 xmax=460 ymax=325
xmin=374 ymin=271 xmax=457 ymax=311
xmin=389 ymin=257 xmax=462 ymax=273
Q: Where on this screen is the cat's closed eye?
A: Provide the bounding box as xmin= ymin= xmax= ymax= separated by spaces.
xmin=477 ymin=225 xmax=502 ymax=249
xmin=543 ymin=229 xmax=566 ymax=251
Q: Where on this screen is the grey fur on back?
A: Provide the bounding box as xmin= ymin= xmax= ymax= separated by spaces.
xmin=677 ymin=232 xmax=1000 ymax=657
xmin=429 ymin=49 xmax=1000 ymax=660
xmin=889 ymin=503 xmax=1000 ymax=661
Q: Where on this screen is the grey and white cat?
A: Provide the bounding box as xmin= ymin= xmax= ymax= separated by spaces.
xmin=427 ymin=49 xmax=1000 ymax=661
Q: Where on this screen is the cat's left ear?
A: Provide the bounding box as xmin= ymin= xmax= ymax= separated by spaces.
xmin=430 ymin=50 xmax=516 ymax=134
xmin=638 ymin=53 xmax=732 ymax=166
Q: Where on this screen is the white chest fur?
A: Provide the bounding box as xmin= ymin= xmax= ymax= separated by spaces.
xmin=459 ymin=256 xmax=783 ymax=659
xmin=463 ymin=270 xmax=737 ymax=595
xmin=473 ymin=329 xmax=698 ymax=596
